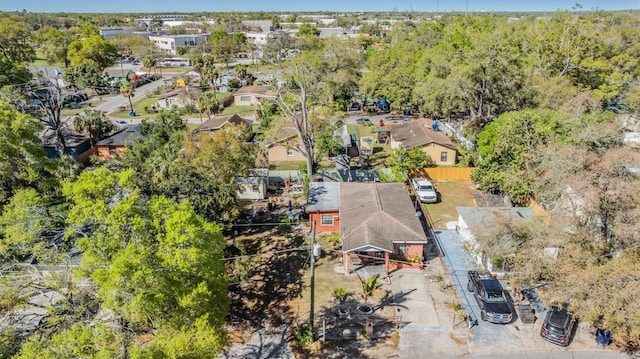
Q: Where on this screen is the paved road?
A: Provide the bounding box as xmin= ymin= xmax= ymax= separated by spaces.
xmin=218 ymin=326 xmax=294 ymax=359
xmin=94 ymin=78 xmax=167 ymax=114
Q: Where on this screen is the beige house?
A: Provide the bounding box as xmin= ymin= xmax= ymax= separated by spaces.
xmin=233 ymin=85 xmax=277 ymax=106
xmin=389 ymin=118 xmax=458 ymax=166
xmin=193 ymin=114 xmax=252 ymax=134
xmin=156 ymin=87 xmax=193 ymax=109
xmin=266 ymin=128 xmax=307 ymax=163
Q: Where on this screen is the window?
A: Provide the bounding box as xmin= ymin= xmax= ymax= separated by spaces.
xmin=109 ymin=147 xmax=118 ymax=157
xmin=321 ymin=214 xmax=334 ymax=226
xmin=440 ymin=152 xmax=448 ymax=162
xmin=397 ymin=243 xmax=407 ymax=256
xmin=286 ymin=149 xmax=294 ymax=157
xmin=240 ymin=95 xmax=251 ymax=102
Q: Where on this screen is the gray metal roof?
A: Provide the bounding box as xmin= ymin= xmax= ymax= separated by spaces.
xmin=305 ymin=181 xmax=340 ymax=212
xmin=457 ymin=206 xmax=537 ymax=230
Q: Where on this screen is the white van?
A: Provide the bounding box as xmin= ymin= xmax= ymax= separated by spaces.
xmin=411 ymin=178 xmax=438 ymax=203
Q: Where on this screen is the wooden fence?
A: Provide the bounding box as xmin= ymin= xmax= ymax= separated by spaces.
xmin=409 ymin=167 xmax=474 ymax=181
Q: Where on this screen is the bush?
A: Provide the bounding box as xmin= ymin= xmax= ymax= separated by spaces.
xmin=293 ymin=325 xmax=314 ymax=347
xmin=323 ymin=232 xmax=341 ymax=249
xmin=333 ymin=287 xmax=347 ymax=302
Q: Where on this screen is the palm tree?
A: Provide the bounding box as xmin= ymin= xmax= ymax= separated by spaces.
xmin=120 ymin=81 xmax=135 ymax=113
xmin=73 ymin=109 xmax=115 ymax=146
xmin=201 ymin=65 xmax=219 ymax=93
xmin=143 ymin=56 xmax=156 ymax=77
xmin=198 ymin=92 xmax=219 ymax=119
xmin=360 ymin=274 xmax=380 ymax=305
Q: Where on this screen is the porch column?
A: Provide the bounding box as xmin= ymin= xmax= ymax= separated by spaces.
xmin=384 ymin=252 xmax=389 ymax=276
xmin=344 ymin=252 xmax=350 ymax=275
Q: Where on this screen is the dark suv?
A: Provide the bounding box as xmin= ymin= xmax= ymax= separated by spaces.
xmin=540 ymin=306 xmax=576 ymax=346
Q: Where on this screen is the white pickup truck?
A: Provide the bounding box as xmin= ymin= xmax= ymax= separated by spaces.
xmin=411 ymin=178 xmax=438 ymax=203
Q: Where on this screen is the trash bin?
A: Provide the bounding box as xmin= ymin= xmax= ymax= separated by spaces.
xmin=128 ymin=111 xmax=136 ymax=116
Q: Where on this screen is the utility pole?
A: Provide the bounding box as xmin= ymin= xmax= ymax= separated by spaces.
xmin=309 ymin=220 xmax=316 ymax=336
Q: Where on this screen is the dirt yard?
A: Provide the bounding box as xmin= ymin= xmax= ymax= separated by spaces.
xmin=423 ymin=180 xmax=480 ymax=229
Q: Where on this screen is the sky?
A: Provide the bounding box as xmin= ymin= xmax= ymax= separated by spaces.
xmin=2 ymin=0 xmax=638 ymax=13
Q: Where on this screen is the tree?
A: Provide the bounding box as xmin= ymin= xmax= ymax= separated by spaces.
xmin=297 ymin=23 xmax=320 ymax=37
xmin=0 ymin=188 xmax=65 ymax=262
xmin=14 ymin=323 xmax=124 ymax=359
xmin=0 ymin=17 xmax=35 ymax=64
xmin=390 ymin=147 xmax=430 ymax=181
xmin=276 ymin=52 xmax=327 ymax=176
xmin=73 ymin=109 xmax=115 ymax=146
xmin=360 ymin=274 xmax=380 ymax=305
xmin=0 ymin=101 xmax=50 ymax=204
xmin=198 ymin=91 xmax=219 ymax=119
xmin=67 ymin=34 xmax=118 ymax=69
xmin=36 ymin=26 xmax=74 ymax=67
xmin=64 ymin=168 xmax=230 ymax=333
xmin=108 ymin=34 xmax=154 ymax=58
xmin=0 ymin=57 xmax=31 ymax=87
xmin=472 ymin=109 xmax=571 ymax=205
xmin=209 ymin=32 xmax=237 ymax=68
xmin=119 ymin=81 xmax=135 ymax=113
xmin=62 ymin=62 xmax=109 ymax=91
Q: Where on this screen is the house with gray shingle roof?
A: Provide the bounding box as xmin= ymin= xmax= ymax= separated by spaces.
xmin=338 ymin=182 xmax=428 ymax=275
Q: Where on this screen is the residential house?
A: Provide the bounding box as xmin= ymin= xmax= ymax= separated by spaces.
xmin=266 ymin=127 xmax=306 ymax=163
xmin=193 ymin=114 xmax=252 ymax=134
xmin=104 ymin=69 xmax=136 ymax=86
xmin=41 ymin=123 xmax=92 ymax=162
xmin=456 ymin=206 xmax=538 ymax=273
xmin=389 ymin=118 xmax=458 ymax=166
xmin=156 ymin=87 xmax=196 ymax=109
xmin=237 ymin=168 xmax=269 ymax=200
xmin=94 ymin=124 xmax=144 ymax=160
xmin=306 ymin=182 xmax=341 ymax=233
xmin=340 ymin=182 xmax=428 ymax=275
xmin=233 ymin=85 xmax=277 ymax=106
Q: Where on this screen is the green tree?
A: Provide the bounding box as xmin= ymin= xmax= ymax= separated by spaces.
xmin=62 ymin=62 xmax=109 ymax=91
xmin=360 ymin=274 xmax=380 ymax=305
xmin=64 ymin=168 xmax=230 ymax=330
xmin=108 ymin=34 xmax=154 ymax=58
xmin=67 ymin=34 xmax=118 ymax=69
xmin=390 ymin=147 xmax=430 ymax=181
xmin=14 ymin=323 xmax=124 ymax=359
xmin=0 ymin=188 xmax=64 ymax=262
xmin=0 ymin=57 xmax=31 ymax=87
xmin=198 ymin=91 xmax=219 ymax=119
xmin=0 ymin=17 xmax=35 ymax=64
xmin=297 ymin=23 xmax=320 ymax=37
xmin=472 ymin=109 xmax=570 ymax=205
xmin=73 ymin=109 xmax=115 ymax=146
xmin=36 ymin=26 xmax=74 ymax=67
xmin=0 ymin=101 xmax=49 ymax=204
xmin=119 ymin=81 xmax=135 ymax=113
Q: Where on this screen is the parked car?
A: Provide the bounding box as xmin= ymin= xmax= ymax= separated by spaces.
xmin=467 ymin=270 xmax=513 ymax=323
xmin=540 ymin=306 xmax=576 ymax=346
xmin=356 ymin=118 xmax=372 ymax=126
xmin=411 ymin=178 xmax=438 ymax=203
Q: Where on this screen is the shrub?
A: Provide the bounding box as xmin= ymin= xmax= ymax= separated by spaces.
xmin=333 ymin=287 xmax=347 ymax=302
xmin=293 ymin=325 xmax=314 ymax=347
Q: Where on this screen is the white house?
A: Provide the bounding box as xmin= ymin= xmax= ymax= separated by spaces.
xmin=237 ymin=168 xmax=269 ymax=200
xmin=149 ymin=34 xmax=209 ymax=55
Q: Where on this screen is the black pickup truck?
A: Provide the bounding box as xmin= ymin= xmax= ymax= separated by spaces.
xmin=467 ymin=270 xmax=514 ymax=324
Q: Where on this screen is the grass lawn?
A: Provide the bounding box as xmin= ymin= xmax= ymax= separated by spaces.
xmin=31 ymin=49 xmax=64 ymax=67
xmin=110 ymin=95 xmax=161 ymax=119
xmin=269 ymin=161 xmax=305 ymax=171
xmin=220 ymin=105 xmax=256 ymax=116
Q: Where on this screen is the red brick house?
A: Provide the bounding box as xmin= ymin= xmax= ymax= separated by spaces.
xmin=340 ymin=182 xmax=428 ymax=275
xmin=305 ymin=182 xmax=340 ymax=233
